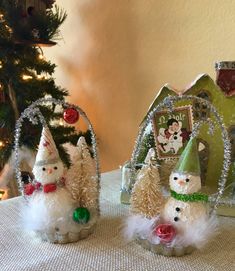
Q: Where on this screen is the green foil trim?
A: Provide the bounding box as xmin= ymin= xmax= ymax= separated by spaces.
xmin=170 ymin=190 xmax=208 ymax=203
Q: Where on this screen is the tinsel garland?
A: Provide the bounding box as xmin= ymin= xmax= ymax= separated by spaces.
xmin=13 ymin=98 xmax=101 ymax=214
xmin=170 ymin=190 xmax=208 ymax=203
xmin=130 ymin=95 xmax=231 ymax=214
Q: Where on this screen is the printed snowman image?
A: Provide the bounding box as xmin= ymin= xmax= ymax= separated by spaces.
xmin=157 ymin=119 xmax=190 ymax=155
xmin=161 ymin=137 xmax=212 ymax=246
xmin=23 ymin=126 xmax=94 ymax=243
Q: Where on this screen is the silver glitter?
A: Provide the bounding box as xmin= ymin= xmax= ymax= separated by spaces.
xmin=191 ymin=118 xmax=215 ymax=138
xmin=13 ymin=98 xmax=101 ymax=209
xmin=130 ymin=95 xmax=232 ymax=214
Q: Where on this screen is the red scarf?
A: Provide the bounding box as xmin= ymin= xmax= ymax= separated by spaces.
xmin=24 ymin=178 xmax=65 ymax=196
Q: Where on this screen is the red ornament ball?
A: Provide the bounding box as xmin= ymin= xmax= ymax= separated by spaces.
xmin=63 ymin=108 xmax=79 ymax=124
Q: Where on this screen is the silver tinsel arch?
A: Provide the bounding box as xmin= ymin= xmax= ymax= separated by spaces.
xmin=130 ymin=95 xmax=232 ymax=213
xmin=13 ymin=97 xmax=100 ymax=197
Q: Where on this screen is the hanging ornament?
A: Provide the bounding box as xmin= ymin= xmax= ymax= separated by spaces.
xmin=73 ymin=207 xmax=90 ymax=224
xmin=63 ymin=108 xmax=79 ymax=124
xmin=31 ymin=28 xmax=40 ymax=40
xmin=43 ymin=0 xmax=56 ymax=9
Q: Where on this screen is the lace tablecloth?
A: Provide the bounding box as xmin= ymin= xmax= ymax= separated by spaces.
xmin=0 ymin=170 xmax=234 ymax=271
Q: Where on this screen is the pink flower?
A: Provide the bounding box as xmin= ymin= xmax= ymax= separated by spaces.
xmin=154 ymin=224 xmax=176 ymax=243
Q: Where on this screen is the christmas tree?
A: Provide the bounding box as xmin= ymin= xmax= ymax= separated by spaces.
xmin=67 ymin=136 xmax=98 ymax=209
xmin=131 ymin=159 xmax=164 ymax=218
xmin=0 ymin=1 xmax=80 ymax=176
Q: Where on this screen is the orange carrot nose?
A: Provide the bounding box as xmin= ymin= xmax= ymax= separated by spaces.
xmin=178 ymin=180 xmax=185 ymax=186
xmin=47 ymin=168 xmax=53 ymax=174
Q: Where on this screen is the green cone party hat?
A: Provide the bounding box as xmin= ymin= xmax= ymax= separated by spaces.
xmin=173 ymin=137 xmax=200 ymax=175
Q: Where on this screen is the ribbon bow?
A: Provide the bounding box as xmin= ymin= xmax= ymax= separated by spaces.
xmin=43 ymin=183 xmax=57 ymax=193
xmin=24 ymin=177 xmax=66 ymax=196
xmin=24 ymin=182 xmax=41 ymax=196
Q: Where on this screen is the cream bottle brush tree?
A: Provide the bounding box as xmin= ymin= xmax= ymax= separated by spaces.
xmin=67 ymin=136 xmax=98 ymax=209
xmin=131 ymin=157 xmax=164 ymax=219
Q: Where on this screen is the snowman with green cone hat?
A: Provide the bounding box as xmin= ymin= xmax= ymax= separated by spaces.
xmin=161 ymin=136 xmax=215 ymax=247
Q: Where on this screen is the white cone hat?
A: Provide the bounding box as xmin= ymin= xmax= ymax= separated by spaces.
xmin=35 ymin=126 xmax=61 ymax=166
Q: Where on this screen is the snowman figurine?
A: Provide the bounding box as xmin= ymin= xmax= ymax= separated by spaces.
xmin=23 ymin=126 xmax=92 ymax=243
xmin=162 ymin=137 xmax=209 ymax=243
xmin=126 ymin=136 xmax=218 ymax=255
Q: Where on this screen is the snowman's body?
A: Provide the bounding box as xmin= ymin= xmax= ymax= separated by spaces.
xmin=26 ymin=186 xmax=75 ymax=233
xmin=162 ymin=172 xmax=208 ymax=234
xmin=163 ymin=198 xmax=207 ymax=233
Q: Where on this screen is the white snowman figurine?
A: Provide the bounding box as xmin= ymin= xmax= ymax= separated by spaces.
xmin=162 ymin=137 xmax=209 ymax=239
xmin=126 ymin=136 xmax=217 ymax=254
xmin=23 ymin=126 xmax=91 ymax=243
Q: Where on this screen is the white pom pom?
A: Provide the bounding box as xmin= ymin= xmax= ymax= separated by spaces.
xmin=125 ymin=214 xmax=160 ymax=240
xmin=171 ymin=215 xmax=219 ymax=249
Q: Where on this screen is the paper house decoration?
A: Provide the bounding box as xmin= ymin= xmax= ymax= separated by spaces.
xmin=143 ymin=74 xmax=235 ymax=216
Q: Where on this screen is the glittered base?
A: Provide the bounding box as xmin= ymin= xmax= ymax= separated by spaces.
xmin=36 ymin=223 xmax=96 ymax=244
xmin=135 ymin=236 xmax=195 ymax=257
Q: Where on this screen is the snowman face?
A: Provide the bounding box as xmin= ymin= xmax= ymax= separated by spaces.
xmin=169 ymin=172 xmax=201 ymax=194
xmin=33 ymin=160 xmax=64 ymax=185
xmin=169 ymin=122 xmax=180 ymax=133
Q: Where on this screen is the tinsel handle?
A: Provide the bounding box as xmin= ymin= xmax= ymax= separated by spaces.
xmin=13 ymin=98 xmax=100 ymax=197
xmin=191 ymin=119 xmax=215 ymax=138
xmin=130 ymin=95 xmax=231 ymax=215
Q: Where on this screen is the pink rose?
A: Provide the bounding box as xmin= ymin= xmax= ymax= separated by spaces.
xmin=154 ymin=224 xmax=176 ymax=243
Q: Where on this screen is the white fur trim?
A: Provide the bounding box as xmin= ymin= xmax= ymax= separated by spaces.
xmin=170 ymin=215 xmax=218 ymax=249
xmin=125 ymin=215 xmax=160 ymax=241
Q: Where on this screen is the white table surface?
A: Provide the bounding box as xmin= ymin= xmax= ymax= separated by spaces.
xmin=0 ymin=169 xmax=234 ymax=271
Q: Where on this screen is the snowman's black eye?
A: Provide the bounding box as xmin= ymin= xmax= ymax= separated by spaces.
xmin=54 ymin=166 xmax=58 ymax=170
xmin=42 ymin=167 xmax=46 ymax=171
xmin=174 ymin=177 xmax=178 ymax=180
xmin=186 ymin=178 xmax=190 ymax=182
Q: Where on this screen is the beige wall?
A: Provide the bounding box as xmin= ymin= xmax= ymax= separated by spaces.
xmin=45 ymin=0 xmax=235 ymax=171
